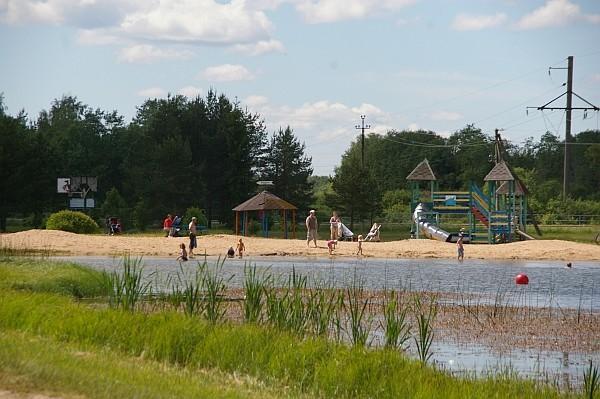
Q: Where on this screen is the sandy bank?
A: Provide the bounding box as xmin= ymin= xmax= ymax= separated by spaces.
xmin=1 ymin=230 xmax=599 ymax=262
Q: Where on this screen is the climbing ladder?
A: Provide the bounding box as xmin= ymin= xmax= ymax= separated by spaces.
xmin=469 ymin=183 xmax=511 ymax=243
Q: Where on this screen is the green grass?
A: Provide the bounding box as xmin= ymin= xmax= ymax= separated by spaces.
xmin=0 ymin=330 xmax=308 ymax=399
xmin=529 ymin=224 xmax=600 ymax=243
xmin=0 ymin=257 xmax=108 ymax=298
xmin=0 ymin=289 xmax=576 ymax=399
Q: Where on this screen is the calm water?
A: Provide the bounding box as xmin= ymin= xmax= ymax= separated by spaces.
xmin=53 ymin=255 xmax=600 ymax=386
xmin=57 ymin=255 xmax=600 ymax=310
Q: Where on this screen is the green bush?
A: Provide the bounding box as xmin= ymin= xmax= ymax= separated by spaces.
xmin=133 ymin=199 xmax=151 ymax=231
xmin=46 ymin=210 xmax=99 ymax=234
xmin=183 ymin=207 xmax=208 ymax=228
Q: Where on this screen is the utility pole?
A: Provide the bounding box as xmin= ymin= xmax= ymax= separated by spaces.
xmin=527 ymin=56 xmax=599 ymax=200
xmin=355 ymin=115 xmax=370 ymax=167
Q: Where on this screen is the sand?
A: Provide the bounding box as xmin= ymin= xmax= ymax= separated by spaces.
xmin=1 ymin=229 xmax=599 ymax=261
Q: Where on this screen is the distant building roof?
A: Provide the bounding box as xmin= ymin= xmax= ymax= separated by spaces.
xmin=406 ymin=159 xmax=437 ymax=181
xmin=232 ymin=191 xmax=298 ymax=212
xmin=484 ymin=161 xmax=514 ymax=181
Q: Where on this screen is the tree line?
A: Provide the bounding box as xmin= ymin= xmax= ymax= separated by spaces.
xmin=319 ymin=125 xmax=600 ymax=228
xmin=1 ymin=92 xmax=598 ymax=232
xmin=0 ymin=92 xmax=312 ymax=231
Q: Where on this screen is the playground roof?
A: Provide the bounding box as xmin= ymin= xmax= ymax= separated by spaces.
xmin=484 ymin=161 xmax=514 ymax=181
xmin=232 ymin=190 xmax=297 ymax=212
xmin=496 ymin=180 xmax=526 ymax=195
xmin=406 ymin=159 xmax=437 ymax=181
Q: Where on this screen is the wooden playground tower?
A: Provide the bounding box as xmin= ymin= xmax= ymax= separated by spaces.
xmin=408 ymin=133 xmax=530 ymax=244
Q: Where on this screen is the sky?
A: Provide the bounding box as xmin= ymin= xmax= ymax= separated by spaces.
xmin=1 ymin=0 xmax=599 ymax=175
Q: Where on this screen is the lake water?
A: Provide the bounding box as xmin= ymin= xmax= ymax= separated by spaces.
xmin=54 ymin=255 xmax=600 ymax=387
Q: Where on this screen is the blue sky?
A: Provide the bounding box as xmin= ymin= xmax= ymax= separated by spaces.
xmin=1 ymin=0 xmax=599 ymax=175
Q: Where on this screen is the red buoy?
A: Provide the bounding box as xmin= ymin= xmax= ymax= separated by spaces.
xmin=515 ymin=274 xmax=529 ymax=285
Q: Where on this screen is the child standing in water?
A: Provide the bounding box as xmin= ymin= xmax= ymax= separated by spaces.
xmin=236 ymin=238 xmax=245 ymax=258
xmin=176 ymin=243 xmax=188 ymax=261
xmin=356 ymin=234 xmax=364 ymax=256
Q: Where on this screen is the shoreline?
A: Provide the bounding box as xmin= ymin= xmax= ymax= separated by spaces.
xmin=2 ymin=229 xmax=600 ymax=262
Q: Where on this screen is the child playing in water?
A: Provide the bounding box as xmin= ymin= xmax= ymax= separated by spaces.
xmin=356 ymin=234 xmax=363 ymax=256
xmin=236 ymin=238 xmax=245 ymax=258
xmin=176 ymin=243 xmax=188 ymax=261
xmin=327 ymin=239 xmax=337 ymax=255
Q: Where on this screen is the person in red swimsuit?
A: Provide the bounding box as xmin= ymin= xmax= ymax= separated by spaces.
xmin=163 ymin=214 xmax=173 ymax=237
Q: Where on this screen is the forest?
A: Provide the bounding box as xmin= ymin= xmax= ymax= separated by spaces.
xmin=1 ymin=92 xmax=599 ymax=232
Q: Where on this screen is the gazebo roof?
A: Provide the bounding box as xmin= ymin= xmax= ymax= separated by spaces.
xmin=484 ymin=161 xmax=514 ymax=181
xmin=406 ymin=159 xmax=437 ymax=181
xmin=232 ymin=190 xmax=297 ymax=212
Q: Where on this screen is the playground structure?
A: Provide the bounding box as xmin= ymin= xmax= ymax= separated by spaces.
xmin=407 ymin=135 xmax=531 ymax=244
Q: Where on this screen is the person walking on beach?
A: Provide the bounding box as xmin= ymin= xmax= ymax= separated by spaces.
xmin=188 ymin=217 xmax=198 ymax=257
xmin=457 ymin=228 xmax=465 ymax=261
xmin=236 ymin=238 xmax=245 ymax=258
xmin=163 ymin=214 xmax=173 ymax=237
xmin=306 ymin=210 xmax=318 ymax=248
xmin=329 ymin=211 xmax=341 ymax=240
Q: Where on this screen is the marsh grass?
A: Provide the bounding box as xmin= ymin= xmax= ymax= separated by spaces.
xmin=413 ymin=293 xmax=438 ymax=364
xmin=345 ymin=273 xmax=372 ymax=347
xmin=243 ymin=264 xmax=270 ymax=323
xmin=381 ymin=290 xmax=411 ymax=350
xmin=0 ymin=257 xmax=108 ymax=298
xmin=200 ymin=257 xmax=231 ymax=323
xmin=0 ymin=290 xmax=572 ymax=399
xmin=104 ymin=254 xmax=150 ymax=311
xmin=583 ymin=360 xmax=599 ymax=399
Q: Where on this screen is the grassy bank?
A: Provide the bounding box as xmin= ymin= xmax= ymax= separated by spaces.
xmin=0 ymin=330 xmax=306 ymax=399
xmin=0 ymin=257 xmax=595 ymax=398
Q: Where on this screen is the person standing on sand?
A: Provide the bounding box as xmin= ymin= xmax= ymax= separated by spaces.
xmin=163 ymin=214 xmax=173 ymax=237
xmin=457 ymin=228 xmax=465 ymax=261
xmin=306 ymin=210 xmax=318 ymax=248
xmin=329 ymin=211 xmax=341 ymax=240
xmin=188 ymin=217 xmax=198 ymax=257
xmin=327 ymin=239 xmax=337 ymax=255
xmin=236 ymin=238 xmax=245 ymax=258
xmin=356 ymin=234 xmax=364 ymax=256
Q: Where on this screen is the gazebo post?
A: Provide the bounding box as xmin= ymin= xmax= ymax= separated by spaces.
xmin=283 ymin=209 xmax=288 ymax=239
xmin=235 ymin=211 xmax=239 ymax=235
xmin=292 ymin=209 xmax=296 ymax=239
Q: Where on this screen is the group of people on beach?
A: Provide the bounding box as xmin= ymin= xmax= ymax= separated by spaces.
xmin=306 ymin=210 xmax=364 ymax=256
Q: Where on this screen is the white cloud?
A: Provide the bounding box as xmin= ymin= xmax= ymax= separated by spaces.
xmin=2 ymin=0 xmax=284 ymax=60
xmin=137 ymin=87 xmax=166 ymax=98
xmin=232 ymin=39 xmax=285 ymax=56
xmin=201 ymin=64 xmax=255 ymax=82
xmin=407 ymin=123 xmax=419 ymax=131
xmin=295 ymin=0 xmax=416 ymax=23
xmin=429 ymin=111 xmax=463 ymax=121
xmin=244 ymin=95 xmax=270 ymax=107
xmin=178 ymin=86 xmax=203 ymax=98
xmin=516 ymin=0 xmax=600 ymax=29
xmin=451 ymin=12 xmax=507 ymax=31
xmin=118 ymin=44 xmax=194 ymax=63
xmin=121 ymin=0 xmax=272 ymax=44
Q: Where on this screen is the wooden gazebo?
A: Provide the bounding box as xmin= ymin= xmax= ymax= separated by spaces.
xmin=232 ymin=191 xmax=297 ymax=238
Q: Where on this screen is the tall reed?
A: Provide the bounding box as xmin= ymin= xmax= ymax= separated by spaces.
xmin=413 ymin=293 xmax=438 ymax=364
xmin=381 ymin=290 xmax=411 ymax=350
xmin=243 ymin=264 xmax=270 ymax=323
xmin=583 ymin=359 xmax=599 ymax=399
xmin=307 ymin=281 xmax=337 ymax=337
xmin=346 ymin=273 xmax=372 ymax=347
xmin=199 ymin=258 xmax=230 ymax=324
xmin=178 ymin=263 xmax=203 ymax=317
xmin=104 ymin=255 xmax=150 ymax=311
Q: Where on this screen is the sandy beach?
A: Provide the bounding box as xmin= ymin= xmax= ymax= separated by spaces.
xmin=1 ymin=229 xmax=599 ymax=261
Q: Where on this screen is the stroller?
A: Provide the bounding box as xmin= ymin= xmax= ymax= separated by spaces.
xmin=365 ymin=223 xmax=381 ymax=242
xmin=171 ymin=215 xmax=183 ymax=237
xmin=107 ymin=217 xmax=122 ymax=235
xmin=338 ymin=222 xmax=355 ymax=241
